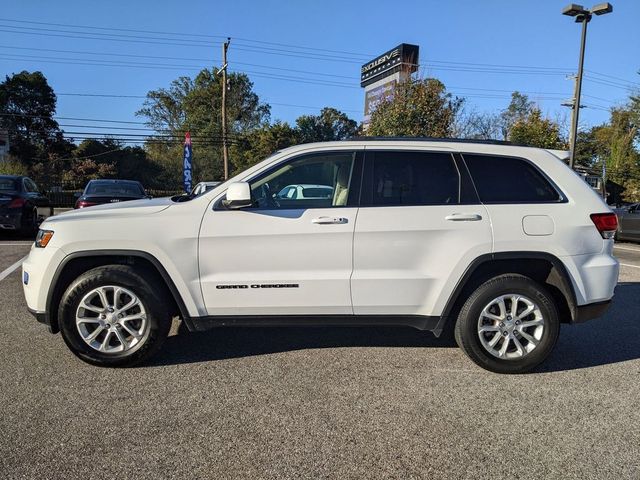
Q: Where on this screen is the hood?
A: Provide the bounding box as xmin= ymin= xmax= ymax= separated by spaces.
xmin=47 ymin=196 xmax=174 ymax=225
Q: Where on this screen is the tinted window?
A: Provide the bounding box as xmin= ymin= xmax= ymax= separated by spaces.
xmin=250 ymin=152 xmax=355 ymax=209
xmin=86 ymin=182 xmax=144 ymax=196
xmin=464 ymin=154 xmax=561 ymax=203
xmin=366 ymin=151 xmax=460 ymax=206
xmin=0 ymin=177 xmax=19 ymax=192
xmin=24 ymin=178 xmax=39 ymax=193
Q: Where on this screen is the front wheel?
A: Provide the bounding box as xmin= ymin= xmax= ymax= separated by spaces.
xmin=58 ymin=265 xmax=171 ymax=367
xmin=454 ymin=274 xmax=560 ymax=374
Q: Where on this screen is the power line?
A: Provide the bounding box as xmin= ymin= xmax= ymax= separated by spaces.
xmin=0 ymin=45 xmax=357 ymax=79
xmin=0 ymin=17 xmax=374 ymax=58
xmin=0 ymin=17 xmax=635 ymax=87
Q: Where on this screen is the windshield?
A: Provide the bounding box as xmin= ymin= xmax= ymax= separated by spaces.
xmin=0 ymin=178 xmax=19 ymax=192
xmin=85 ymin=182 xmax=144 ymax=196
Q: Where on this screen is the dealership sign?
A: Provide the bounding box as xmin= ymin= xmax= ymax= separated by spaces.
xmin=360 ymin=43 xmax=419 ymax=88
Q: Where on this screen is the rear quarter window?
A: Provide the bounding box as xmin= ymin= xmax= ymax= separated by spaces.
xmin=463 ymin=154 xmax=561 ymax=203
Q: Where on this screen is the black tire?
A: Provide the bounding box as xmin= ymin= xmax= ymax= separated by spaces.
xmin=454 ymin=274 xmax=560 ymax=374
xmin=18 ymin=206 xmax=38 ymax=236
xmin=58 ymin=265 xmax=171 ymax=367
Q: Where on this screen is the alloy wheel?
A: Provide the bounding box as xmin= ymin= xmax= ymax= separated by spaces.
xmin=477 ymin=294 xmax=545 ymax=360
xmin=75 ymin=285 xmax=149 ymax=354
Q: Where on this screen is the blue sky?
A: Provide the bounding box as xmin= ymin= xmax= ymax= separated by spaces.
xmin=1 ymin=0 xmax=638 ymax=140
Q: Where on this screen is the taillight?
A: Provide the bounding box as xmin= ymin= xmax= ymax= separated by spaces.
xmin=76 ymin=200 xmax=97 ymax=209
xmin=8 ymin=198 xmax=26 ymax=208
xmin=590 ymin=213 xmax=618 ymax=239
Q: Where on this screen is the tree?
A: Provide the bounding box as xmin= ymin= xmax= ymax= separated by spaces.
xmin=508 ymin=108 xmax=566 ymax=149
xmin=457 ymin=110 xmax=503 ymax=140
xmin=367 ymin=78 xmax=463 ymax=137
xmin=232 ymin=121 xmax=298 ymax=174
xmin=594 ymin=108 xmax=640 ymax=201
xmin=0 ymin=71 xmax=73 ymax=181
xmin=137 ymin=70 xmax=270 ymax=185
xmin=500 ymin=91 xmax=535 ymax=139
xmin=295 ymin=107 xmax=358 ymax=143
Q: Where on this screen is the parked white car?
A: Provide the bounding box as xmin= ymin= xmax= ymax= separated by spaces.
xmin=191 ymin=181 xmax=221 ymax=197
xmin=23 ymin=139 xmax=619 ymax=373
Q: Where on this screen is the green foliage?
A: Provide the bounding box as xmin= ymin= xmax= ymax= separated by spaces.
xmin=367 ymin=78 xmax=463 ymax=137
xmin=62 ymin=158 xmax=117 ymax=185
xmin=0 ymin=71 xmax=73 ymax=179
xmin=508 ymin=109 xmax=566 ymax=149
xmin=231 ymin=121 xmax=298 ymax=174
xmin=0 ymin=159 xmax=28 ymax=175
xmin=500 ymin=91 xmax=535 ymax=139
xmin=137 ymin=70 xmax=270 ymax=183
xmin=295 ymin=107 xmax=358 ymax=143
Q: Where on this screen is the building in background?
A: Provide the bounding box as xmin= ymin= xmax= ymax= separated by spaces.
xmin=360 ymin=44 xmax=419 ymax=128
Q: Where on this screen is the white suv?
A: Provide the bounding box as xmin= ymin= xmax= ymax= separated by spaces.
xmin=22 ymin=139 xmax=619 ymax=373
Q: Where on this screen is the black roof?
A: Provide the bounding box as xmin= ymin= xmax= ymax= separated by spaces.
xmin=88 ymin=179 xmax=141 ymax=184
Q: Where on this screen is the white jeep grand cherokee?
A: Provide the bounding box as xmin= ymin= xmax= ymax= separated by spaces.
xmin=22 ymin=139 xmax=619 ymax=373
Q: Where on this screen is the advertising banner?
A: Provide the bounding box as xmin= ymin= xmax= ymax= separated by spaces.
xmin=183 ymin=132 xmax=193 ymax=193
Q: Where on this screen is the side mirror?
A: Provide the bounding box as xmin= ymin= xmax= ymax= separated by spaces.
xmin=223 ymin=182 xmax=252 ymax=209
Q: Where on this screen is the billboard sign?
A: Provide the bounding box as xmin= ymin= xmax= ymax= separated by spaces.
xmin=363 ymin=80 xmax=397 ymax=123
xmin=360 ymin=43 xmax=419 ymax=88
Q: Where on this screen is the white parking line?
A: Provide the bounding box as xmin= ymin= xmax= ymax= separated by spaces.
xmin=620 ymin=263 xmax=640 ymax=269
xmin=0 ymin=256 xmax=27 ymax=282
xmin=614 ymin=245 xmax=640 ymax=253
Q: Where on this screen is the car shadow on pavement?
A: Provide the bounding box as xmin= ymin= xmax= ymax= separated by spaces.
xmin=150 ymin=283 xmax=640 ymax=372
xmin=150 ymin=325 xmax=455 ymax=367
xmin=537 ymin=282 xmax=640 ymax=373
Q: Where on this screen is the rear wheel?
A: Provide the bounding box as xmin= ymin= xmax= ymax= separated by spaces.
xmin=454 ymin=274 xmax=560 ymax=374
xmin=58 ymin=265 xmax=171 ymax=367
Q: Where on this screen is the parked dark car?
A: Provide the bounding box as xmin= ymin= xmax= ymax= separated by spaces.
xmin=616 ymin=203 xmax=640 ymax=242
xmin=75 ymin=179 xmax=148 ymax=209
xmin=0 ymin=175 xmax=50 ymax=234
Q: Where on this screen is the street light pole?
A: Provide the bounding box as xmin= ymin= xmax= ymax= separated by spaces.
xmin=569 ymin=15 xmax=589 ymax=170
xmin=562 ymin=3 xmax=613 ymax=170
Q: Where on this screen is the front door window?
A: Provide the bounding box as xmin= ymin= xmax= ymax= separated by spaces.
xmin=250 ymin=152 xmax=355 ymax=209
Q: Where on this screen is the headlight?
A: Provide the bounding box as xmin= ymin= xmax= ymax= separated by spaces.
xmin=35 ymin=229 xmax=54 ymax=248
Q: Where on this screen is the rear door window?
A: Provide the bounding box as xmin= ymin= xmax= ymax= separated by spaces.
xmin=363 ymin=151 xmax=461 ymax=206
xmin=463 ymin=154 xmax=562 ymax=203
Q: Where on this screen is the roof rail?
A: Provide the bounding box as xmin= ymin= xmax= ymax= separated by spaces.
xmin=346 ymin=136 xmax=515 ymax=146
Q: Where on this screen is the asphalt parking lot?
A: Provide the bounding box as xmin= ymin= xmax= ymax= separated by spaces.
xmin=0 ymin=236 xmax=639 ymax=479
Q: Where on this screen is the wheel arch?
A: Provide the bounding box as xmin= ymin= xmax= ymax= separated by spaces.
xmin=441 ymin=252 xmax=578 ymax=327
xmin=46 ymin=250 xmax=190 ymax=334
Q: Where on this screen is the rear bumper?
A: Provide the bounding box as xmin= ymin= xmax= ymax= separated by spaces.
xmin=573 ymin=300 xmax=611 ymax=323
xmin=0 ymin=210 xmax=21 ymax=230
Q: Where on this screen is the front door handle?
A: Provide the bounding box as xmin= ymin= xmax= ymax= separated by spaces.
xmin=445 ymin=213 xmax=482 ymax=222
xmin=312 ymin=216 xmax=348 ymax=225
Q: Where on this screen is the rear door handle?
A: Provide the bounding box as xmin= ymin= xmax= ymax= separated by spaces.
xmin=312 ymin=216 xmax=348 ymax=225
xmin=445 ymin=213 xmax=482 ymax=222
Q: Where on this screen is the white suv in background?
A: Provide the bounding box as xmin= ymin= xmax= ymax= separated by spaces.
xmin=22 ymin=139 xmax=619 ymax=373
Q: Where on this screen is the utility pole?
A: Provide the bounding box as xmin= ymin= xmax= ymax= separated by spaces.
xmin=221 ymin=38 xmax=231 ymax=180
xmin=562 ymin=74 xmax=581 ymax=152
